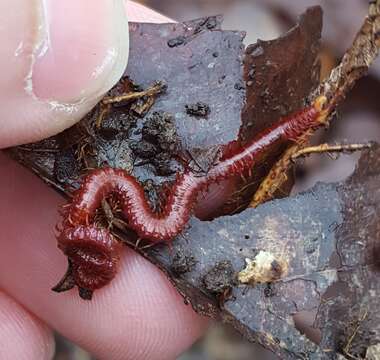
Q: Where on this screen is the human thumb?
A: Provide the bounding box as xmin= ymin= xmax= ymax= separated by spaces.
xmin=0 ymin=0 xmax=129 ymax=148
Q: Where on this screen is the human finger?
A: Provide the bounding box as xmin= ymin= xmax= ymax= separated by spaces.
xmin=0 ymin=0 xmax=129 ymax=148
xmin=0 ymin=290 xmax=54 ymax=360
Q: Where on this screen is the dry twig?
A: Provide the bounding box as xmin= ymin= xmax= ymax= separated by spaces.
xmin=251 ymin=0 xmax=380 ymax=208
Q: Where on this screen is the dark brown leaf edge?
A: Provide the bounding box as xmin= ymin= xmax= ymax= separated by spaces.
xmin=8 ymin=9 xmax=380 ymax=360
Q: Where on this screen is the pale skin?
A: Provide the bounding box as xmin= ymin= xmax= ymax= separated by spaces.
xmin=0 ymin=1 xmax=208 ymax=359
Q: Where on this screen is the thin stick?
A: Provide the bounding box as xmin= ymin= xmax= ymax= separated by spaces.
xmin=291 ymin=142 xmax=373 ymax=160
xmin=343 ymin=310 xmax=368 ymax=359
xmin=101 ymin=82 xmax=165 ymax=105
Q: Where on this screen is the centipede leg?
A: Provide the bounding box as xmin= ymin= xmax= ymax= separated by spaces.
xmin=135 ymin=237 xmax=142 ymax=250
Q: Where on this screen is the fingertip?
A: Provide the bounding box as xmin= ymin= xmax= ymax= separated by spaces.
xmin=0 ymin=0 xmax=129 ymax=148
xmin=32 ymin=0 xmax=129 ymax=103
xmin=0 ymin=291 xmax=55 ymax=360
xmin=0 ymin=0 xmax=175 ymax=148
xmin=68 ymin=250 xmax=209 ymax=359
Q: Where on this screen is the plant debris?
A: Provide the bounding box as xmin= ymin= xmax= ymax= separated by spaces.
xmin=185 ymin=102 xmax=211 ymax=118
xmin=6 ymin=3 xmax=380 ymax=359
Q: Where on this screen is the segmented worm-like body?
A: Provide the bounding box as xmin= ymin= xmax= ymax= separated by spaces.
xmin=56 ymin=97 xmax=327 ymax=295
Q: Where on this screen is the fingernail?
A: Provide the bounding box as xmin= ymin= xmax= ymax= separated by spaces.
xmin=31 ymin=0 xmax=129 ymax=104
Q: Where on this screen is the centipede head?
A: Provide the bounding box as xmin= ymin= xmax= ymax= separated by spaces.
xmin=313 ymin=95 xmax=331 ymax=127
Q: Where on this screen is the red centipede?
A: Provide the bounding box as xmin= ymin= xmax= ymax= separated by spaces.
xmin=55 ymin=96 xmax=328 ymax=298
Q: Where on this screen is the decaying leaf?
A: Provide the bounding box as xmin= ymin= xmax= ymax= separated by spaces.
xmin=8 ymin=9 xmax=322 ymax=215
xmin=6 ymin=3 xmax=380 ymax=359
